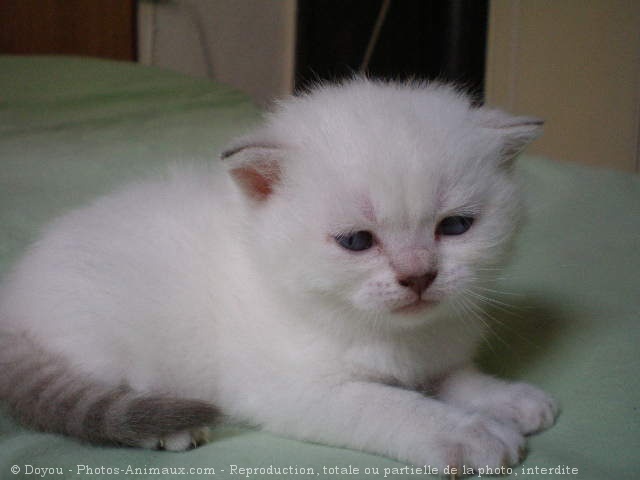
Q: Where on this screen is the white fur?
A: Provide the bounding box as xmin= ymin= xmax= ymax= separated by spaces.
xmin=0 ymin=79 xmax=556 ymax=469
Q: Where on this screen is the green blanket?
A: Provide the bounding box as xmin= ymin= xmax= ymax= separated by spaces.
xmin=0 ymin=56 xmax=638 ymax=479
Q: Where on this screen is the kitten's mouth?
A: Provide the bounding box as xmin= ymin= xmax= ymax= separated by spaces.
xmin=392 ymin=299 xmax=438 ymax=314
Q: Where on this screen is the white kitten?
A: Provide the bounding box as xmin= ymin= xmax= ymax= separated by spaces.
xmin=0 ymin=79 xmax=557 ymax=469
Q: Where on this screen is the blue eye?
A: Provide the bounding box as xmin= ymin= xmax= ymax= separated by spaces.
xmin=335 ymin=231 xmax=374 ymax=251
xmin=437 ymin=216 xmax=474 ymax=236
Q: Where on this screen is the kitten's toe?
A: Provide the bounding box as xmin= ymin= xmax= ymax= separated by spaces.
xmin=163 ymin=431 xmax=195 ymax=451
xmin=137 ymin=427 xmax=210 ymax=451
xmin=485 ymin=383 xmax=559 ymax=434
xmin=432 ymin=414 xmax=525 ymax=471
xmin=190 ymin=426 xmax=211 ymax=447
xmin=164 ymin=427 xmax=211 ymax=451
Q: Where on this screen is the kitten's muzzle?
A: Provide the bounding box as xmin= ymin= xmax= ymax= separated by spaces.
xmin=397 ymin=270 xmax=438 ymax=296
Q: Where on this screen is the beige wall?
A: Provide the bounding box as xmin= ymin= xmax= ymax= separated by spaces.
xmin=138 ymin=0 xmax=296 ymax=107
xmin=139 ymin=1 xmax=640 ymax=172
xmin=486 ymin=0 xmax=640 ymax=172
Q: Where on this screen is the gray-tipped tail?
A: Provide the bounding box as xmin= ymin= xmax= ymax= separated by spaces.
xmin=0 ymin=332 xmax=218 ymax=447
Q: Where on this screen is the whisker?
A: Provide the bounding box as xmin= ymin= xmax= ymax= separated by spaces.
xmin=481 ymin=306 xmax=539 ymax=349
xmin=451 ymin=296 xmax=495 ymax=354
xmin=456 ymin=294 xmax=510 ymax=353
xmin=463 ymin=289 xmax=539 ymax=349
xmin=461 ymin=291 xmax=539 ymax=355
xmin=473 ymin=285 xmax=524 ymax=297
xmin=464 ymin=289 xmax=526 ymax=317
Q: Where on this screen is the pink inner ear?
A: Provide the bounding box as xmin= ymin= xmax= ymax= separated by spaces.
xmin=230 ymin=161 xmax=280 ymax=201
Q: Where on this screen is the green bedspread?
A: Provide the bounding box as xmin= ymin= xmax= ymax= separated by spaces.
xmin=0 ymin=56 xmax=638 ymax=479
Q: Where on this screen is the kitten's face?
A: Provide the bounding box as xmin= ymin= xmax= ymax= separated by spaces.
xmin=262 ymin=138 xmax=518 ymax=321
xmin=225 ymin=81 xmax=539 ymax=324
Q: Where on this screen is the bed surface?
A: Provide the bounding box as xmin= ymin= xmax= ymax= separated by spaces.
xmin=0 ymin=56 xmax=638 ymax=479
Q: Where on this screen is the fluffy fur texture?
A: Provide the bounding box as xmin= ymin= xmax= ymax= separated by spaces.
xmin=0 ymin=79 xmax=557 ymax=469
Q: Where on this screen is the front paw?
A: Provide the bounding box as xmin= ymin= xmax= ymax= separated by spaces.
xmin=425 ymin=414 xmax=525 ymax=472
xmin=480 ymin=382 xmax=559 ymax=435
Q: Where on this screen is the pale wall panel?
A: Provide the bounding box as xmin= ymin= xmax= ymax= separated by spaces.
xmin=486 ymin=0 xmax=640 ymax=172
xmin=138 ymin=0 xmax=296 ymax=107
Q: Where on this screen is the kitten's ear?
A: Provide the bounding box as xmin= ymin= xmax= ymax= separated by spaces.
xmin=221 ymin=138 xmax=284 ymax=202
xmin=475 ymin=108 xmax=543 ymax=167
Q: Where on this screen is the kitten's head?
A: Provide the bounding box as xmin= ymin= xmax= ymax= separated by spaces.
xmin=222 ymin=79 xmax=541 ymax=326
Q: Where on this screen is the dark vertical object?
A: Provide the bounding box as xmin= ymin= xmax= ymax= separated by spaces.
xmin=0 ymin=0 xmax=137 ymax=61
xmin=296 ymin=0 xmax=488 ymax=100
xmin=441 ymin=0 xmax=488 ymax=95
xmin=295 ymin=0 xmax=381 ymax=88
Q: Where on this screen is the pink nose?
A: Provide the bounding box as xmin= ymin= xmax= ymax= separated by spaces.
xmin=397 ymin=271 xmax=438 ymax=295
